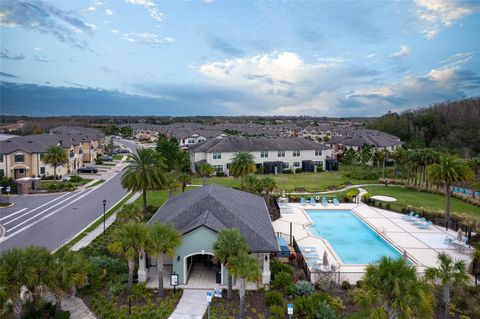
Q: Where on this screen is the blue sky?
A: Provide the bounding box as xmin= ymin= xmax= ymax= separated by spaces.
xmin=1 ymin=0 xmax=479 ymax=116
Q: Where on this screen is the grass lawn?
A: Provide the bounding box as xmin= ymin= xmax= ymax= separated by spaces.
xmin=364 ymin=185 xmax=480 ymax=218
xmin=191 ymin=168 xmax=378 ymax=192
xmin=113 ymin=154 xmax=124 ymax=160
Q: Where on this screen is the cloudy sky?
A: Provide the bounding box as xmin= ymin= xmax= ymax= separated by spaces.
xmin=1 ymin=0 xmax=479 ymax=116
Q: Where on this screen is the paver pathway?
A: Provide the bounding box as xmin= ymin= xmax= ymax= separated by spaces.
xmin=169 ymin=289 xmax=209 ymax=319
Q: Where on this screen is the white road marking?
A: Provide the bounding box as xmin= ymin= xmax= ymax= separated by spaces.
xmin=0 ymin=208 xmax=28 ymax=222
xmin=5 ymin=190 xmax=87 ymax=228
xmin=2 ymin=189 xmax=94 ymax=241
xmin=0 ymin=191 xmax=72 ymax=223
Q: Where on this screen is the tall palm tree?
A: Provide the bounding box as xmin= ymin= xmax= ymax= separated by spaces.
xmin=121 ymin=148 xmax=167 ymax=216
xmin=178 ymin=172 xmax=192 ymax=193
xmin=197 ymin=163 xmax=215 ymax=185
xmin=165 ymin=171 xmax=181 ymax=198
xmin=260 ymin=177 xmax=277 ymax=200
xmin=116 ymin=203 xmax=143 ymax=223
xmin=426 ymin=252 xmax=469 ymax=319
xmin=428 ymin=154 xmax=473 ymax=229
xmin=0 ymin=248 xmax=29 ymax=319
xmin=230 ymin=152 xmax=256 ymax=188
xmin=43 ymin=145 xmax=68 ymax=180
xmin=108 ymin=222 xmax=150 ymax=292
xmin=355 ymin=256 xmax=433 ymax=319
xmin=229 ymin=254 xmax=261 ymax=319
xmin=52 ymin=249 xmax=90 ymax=315
xmin=147 ymin=222 xmax=182 ymax=298
xmin=213 ymin=228 xmax=249 ymax=300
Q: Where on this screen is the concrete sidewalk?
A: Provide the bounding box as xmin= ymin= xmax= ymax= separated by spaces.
xmin=169 ymin=289 xmax=209 ymax=319
xmin=71 ymin=191 xmax=141 ymax=251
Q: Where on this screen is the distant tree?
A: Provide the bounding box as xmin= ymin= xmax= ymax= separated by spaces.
xmin=359 ymin=144 xmax=373 ymax=166
xmin=119 ymin=126 xmax=133 ymax=137
xmin=156 ymin=135 xmax=183 ymax=171
xmin=426 ymin=252 xmax=469 ymax=319
xmin=229 ymin=254 xmax=261 ymax=318
xmin=230 ymin=152 xmax=256 ymax=188
xmin=242 ymin=175 xmax=260 ymax=193
xmin=213 ymin=229 xmax=249 ymax=300
xmin=147 ymin=223 xmax=182 ymax=298
xmin=43 ymin=145 xmax=68 ymax=180
xmin=197 ymin=163 xmax=215 ymax=185
xmin=117 ymin=203 xmax=143 ymax=223
xmin=469 ymin=157 xmax=480 ymax=179
xmin=428 ymin=155 xmax=473 ymax=229
xmin=121 ymin=148 xmax=167 ymax=216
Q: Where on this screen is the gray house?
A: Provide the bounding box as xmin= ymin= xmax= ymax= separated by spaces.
xmin=143 ymin=185 xmax=278 ymax=286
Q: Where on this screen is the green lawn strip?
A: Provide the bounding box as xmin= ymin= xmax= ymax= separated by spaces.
xmin=86 ymin=179 xmax=105 ymax=189
xmin=62 ymin=191 xmax=134 ymax=250
xmin=364 ymin=185 xmax=480 ymax=218
xmin=113 ymin=154 xmax=123 ymax=160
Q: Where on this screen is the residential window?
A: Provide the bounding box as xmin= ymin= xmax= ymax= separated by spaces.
xmin=214 ymin=165 xmax=223 ymax=173
xmin=188 ymin=139 xmax=195 ymax=143
xmin=282 ymin=162 xmax=289 ymax=169
xmin=79 ymin=148 xmax=83 ymax=155
xmin=0 ymin=154 xmax=3 ymax=163
xmin=213 ymin=152 xmax=221 ymax=160
xmin=315 ymin=149 xmax=322 ymax=156
xmin=260 ymin=151 xmax=268 ymax=158
xmin=277 ymin=150 xmax=285 ymax=157
xmin=182 ymin=139 xmax=185 ymax=144
xmin=293 ymin=150 xmax=300 ymax=157
xmin=15 ymin=154 xmax=24 ymax=162
xmin=40 ymin=153 xmax=45 ymax=161
xmin=293 ymin=162 xmax=300 ymax=167
xmin=69 ymin=150 xmax=74 ymax=158
xmin=0 ymin=169 xmax=4 ymax=178
xmin=40 ymin=167 xmax=46 ymax=175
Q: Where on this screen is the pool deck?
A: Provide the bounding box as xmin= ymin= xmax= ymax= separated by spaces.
xmin=273 ymin=202 xmax=473 ymax=278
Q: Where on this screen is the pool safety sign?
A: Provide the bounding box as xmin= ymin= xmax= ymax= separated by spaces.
xmin=287 ymin=303 xmax=293 ymax=315
xmin=207 ymin=291 xmax=212 ymax=303
xmin=214 ymin=288 xmax=222 ymax=298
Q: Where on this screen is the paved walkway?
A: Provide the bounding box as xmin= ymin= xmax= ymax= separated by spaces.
xmin=71 ymin=191 xmax=141 ymax=251
xmin=168 ymin=289 xmax=209 ymax=319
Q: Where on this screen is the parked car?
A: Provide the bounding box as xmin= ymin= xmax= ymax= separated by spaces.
xmin=111 ymin=149 xmax=119 ymax=154
xmin=78 ymin=167 xmax=98 ymax=174
xmin=118 ymin=149 xmax=130 ymax=154
xmin=99 ymin=155 xmax=113 ymax=161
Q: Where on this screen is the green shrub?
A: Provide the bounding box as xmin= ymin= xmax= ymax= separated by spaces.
xmin=131 ymin=283 xmax=149 ymax=302
xmin=107 ymin=280 xmax=125 ymax=296
xmin=356 ymin=280 xmax=364 ymax=288
xmin=271 ymin=271 xmax=294 ymax=293
xmin=268 ymin=305 xmax=285 ymax=318
xmin=265 ymin=291 xmax=284 ymax=307
xmin=313 ymin=300 xmax=337 ymax=319
xmin=295 ymin=280 xmax=314 ymax=296
xmin=341 ymin=281 xmax=351 ymax=290
xmin=69 ymin=175 xmax=83 ymax=183
xmin=270 ymin=259 xmax=293 ymax=280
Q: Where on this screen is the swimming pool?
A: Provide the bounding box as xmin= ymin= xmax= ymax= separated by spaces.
xmin=305 ymin=209 xmax=402 ymax=264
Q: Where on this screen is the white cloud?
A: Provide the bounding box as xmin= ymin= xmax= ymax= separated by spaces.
xmin=367 ymin=53 xmax=378 ymax=59
xmin=104 ymin=9 xmax=113 ymax=16
xmin=111 ymin=29 xmax=119 ymax=34
xmin=415 ymin=0 xmax=480 ymax=39
xmin=389 ymin=45 xmax=411 ymax=59
xmin=440 ymin=51 xmax=474 ymax=68
xmin=81 ymin=6 xmax=96 ymax=13
xmin=124 ymin=0 xmax=165 ymax=22
xmin=122 ymin=32 xmax=174 ymax=44
xmin=34 ymin=47 xmax=43 ymax=51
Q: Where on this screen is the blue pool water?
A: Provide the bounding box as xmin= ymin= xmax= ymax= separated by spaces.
xmin=305 ymin=210 xmax=402 ymax=264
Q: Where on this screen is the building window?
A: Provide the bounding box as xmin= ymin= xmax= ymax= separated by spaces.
xmin=282 ymin=162 xmax=289 ymax=169
xmin=277 ymin=150 xmax=285 ymax=157
xmin=293 ymin=162 xmax=300 ymax=167
xmin=79 ymin=148 xmax=83 ymax=155
xmin=15 ymin=154 xmax=24 ymax=162
xmin=181 ymin=139 xmax=185 ymax=144
xmin=214 ymin=165 xmax=223 ymax=173
xmin=40 ymin=167 xmax=46 ymax=175
xmin=0 ymin=169 xmax=4 ymax=178
xmin=0 ymin=154 xmax=3 ymax=163
xmin=293 ymin=150 xmax=300 ymax=157
xmin=188 ymin=139 xmax=195 ymax=144
xmin=40 ymin=153 xmax=45 ymax=161
xmin=69 ymin=150 xmax=74 ymax=158
xmin=213 ymin=152 xmax=221 ymax=160
xmin=17 ymin=168 xmax=25 ymax=174
xmin=260 ymin=151 xmax=268 ymax=158
xmin=315 ymin=149 xmax=322 ymax=156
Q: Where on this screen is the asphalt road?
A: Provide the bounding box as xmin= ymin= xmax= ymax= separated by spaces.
xmin=0 ymin=139 xmax=141 ymax=252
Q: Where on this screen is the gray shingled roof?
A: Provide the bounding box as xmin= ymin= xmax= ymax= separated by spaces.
xmin=148 ymin=185 xmax=278 ymax=253
xmin=191 ymin=137 xmax=331 ymax=153
xmin=328 ymin=130 xmax=403 ymax=148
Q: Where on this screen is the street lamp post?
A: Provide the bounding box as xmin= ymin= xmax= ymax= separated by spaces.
xmin=102 ymin=199 xmax=107 ymax=237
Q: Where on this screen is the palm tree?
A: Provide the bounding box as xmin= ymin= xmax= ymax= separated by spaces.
xmin=213 ymin=228 xmax=249 ymax=300
xmin=197 ymin=163 xmax=215 ymax=185
xmin=428 ymin=154 xmax=473 ymax=229
xmin=229 ymin=254 xmax=261 ymax=319
xmin=165 ymin=171 xmax=181 ymax=198
xmin=0 ymin=248 xmax=29 ymax=319
xmin=121 ymin=148 xmax=167 ymax=216
xmin=117 ymin=203 xmax=143 ymax=223
xmin=52 ymin=249 xmax=90 ymax=315
xmin=469 ymin=157 xmax=480 ymax=179
xmin=43 ymin=145 xmax=68 ymax=180
xmin=230 ymin=152 xmax=256 ymax=188
xmin=259 ymin=177 xmax=277 ymax=201
xmin=242 ymin=174 xmax=259 ymax=193
xmin=147 ymin=222 xmax=182 ymax=298
xmin=109 ymin=222 xmax=150 ymax=292
xmin=426 ymin=252 xmax=469 ymax=319
xmin=178 ymin=171 xmax=192 ymax=192
xmin=355 ymin=256 xmax=433 ymax=319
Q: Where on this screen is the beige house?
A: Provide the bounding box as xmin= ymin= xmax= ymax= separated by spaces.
xmin=0 ymin=127 xmax=104 ymax=179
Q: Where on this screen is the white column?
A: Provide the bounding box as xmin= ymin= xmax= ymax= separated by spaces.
xmin=262 ymin=253 xmax=271 ymax=285
xmin=138 ymin=252 xmax=147 ymax=283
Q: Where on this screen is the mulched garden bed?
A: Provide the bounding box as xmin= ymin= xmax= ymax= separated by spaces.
xmin=203 ymin=289 xmax=270 ymax=319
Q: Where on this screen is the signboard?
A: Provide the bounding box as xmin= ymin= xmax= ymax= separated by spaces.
xmin=6 ymin=186 xmax=10 ymax=193
xmin=214 ymin=288 xmax=222 ymax=298
xmin=207 ymin=291 xmax=212 ymax=303
xmin=170 ymin=273 xmax=178 ymax=287
xmin=287 ymin=304 xmax=293 ymax=315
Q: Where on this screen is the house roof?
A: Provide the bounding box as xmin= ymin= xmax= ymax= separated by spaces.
xmin=328 ymin=130 xmax=404 ymax=148
xmin=191 ymin=137 xmax=331 ymax=153
xmin=148 ymin=185 xmax=279 ymax=253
